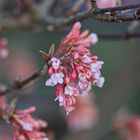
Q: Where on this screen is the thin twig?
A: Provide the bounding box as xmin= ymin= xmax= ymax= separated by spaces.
xmin=0 ymin=65 xmax=47 ymax=97
xmin=44 ymin=9 xmax=93 ymax=30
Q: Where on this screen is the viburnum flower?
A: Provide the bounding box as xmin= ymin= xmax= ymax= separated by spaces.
xmin=43 ymin=22 xmax=105 ymax=114
xmin=10 ymin=106 xmax=48 ymax=140
xmin=112 ymin=114 xmax=140 ymax=140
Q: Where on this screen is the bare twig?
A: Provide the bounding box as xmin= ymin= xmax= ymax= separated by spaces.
xmin=44 ymin=9 xmax=92 ymax=31
xmin=0 ymin=65 xmax=47 ymax=97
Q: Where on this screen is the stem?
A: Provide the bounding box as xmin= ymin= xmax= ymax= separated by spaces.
xmin=0 ymin=65 xmax=47 ymax=97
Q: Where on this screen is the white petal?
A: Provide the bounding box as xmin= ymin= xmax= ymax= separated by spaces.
xmin=96 ymin=77 xmax=105 ymax=88
xmin=22 ymin=123 xmax=32 ymax=131
xmin=64 ymin=88 xmax=69 ymax=95
xmin=59 ymin=96 xmax=64 ymax=103
xmin=52 ymin=78 xmax=58 ymax=85
xmin=90 ymin=33 xmax=98 ymax=44
xmin=59 ymin=72 xmax=64 ymax=77
xmin=45 ymin=79 xmax=54 ymax=86
xmin=93 ymin=72 xmax=100 ymax=80
xmin=55 ymin=73 xmax=61 ymax=78
xmin=43 ymin=138 xmax=49 ymax=140
xmin=58 ymin=78 xmax=64 ymax=84
xmin=82 ymin=55 xmax=92 ymax=63
xmin=69 ymin=90 xmax=73 ymax=96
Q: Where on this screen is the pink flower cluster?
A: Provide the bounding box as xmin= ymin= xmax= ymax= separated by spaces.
xmin=112 ymin=115 xmax=140 ymax=140
xmin=10 ymin=106 xmax=48 ymax=140
xmin=45 ymin=22 xmax=105 ymax=114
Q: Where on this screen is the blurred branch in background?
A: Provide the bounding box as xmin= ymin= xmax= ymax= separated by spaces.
xmin=0 ymin=0 xmax=139 ymax=31
xmin=43 ymin=2 xmax=140 ymax=30
xmin=0 ymin=65 xmax=47 ymax=97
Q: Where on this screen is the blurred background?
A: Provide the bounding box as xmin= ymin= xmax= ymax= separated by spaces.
xmin=0 ymin=0 xmax=140 ymax=140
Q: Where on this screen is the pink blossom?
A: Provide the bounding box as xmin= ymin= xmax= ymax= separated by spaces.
xmin=45 ymin=57 xmax=64 ymax=86
xmin=64 ymin=22 xmax=98 ymax=47
xmin=64 ymin=85 xmax=79 ymax=96
xmin=55 ymin=85 xmax=65 ymax=103
xmin=45 ymin=72 xmax=64 ymax=86
xmin=81 ymin=55 xmax=92 ymax=63
xmin=65 ymin=22 xmax=81 ymax=43
xmin=50 ymin=57 xmax=61 ymax=70
xmin=10 ymin=106 xmax=48 ymax=140
xmin=96 ymin=0 xmax=116 ymax=9
xmin=95 ymin=77 xmax=105 ymax=88
xmin=78 ymin=74 xmax=91 ymax=96
xmin=55 ymin=84 xmax=79 ymax=115
xmin=45 ymin=22 xmax=105 ymax=114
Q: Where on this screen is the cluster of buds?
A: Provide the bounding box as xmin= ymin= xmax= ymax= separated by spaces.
xmin=0 ymin=97 xmax=48 ymax=140
xmin=43 ymin=22 xmax=105 ymax=114
xmin=11 ymin=106 xmax=48 ymax=140
xmin=112 ymin=114 xmax=140 ymax=140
